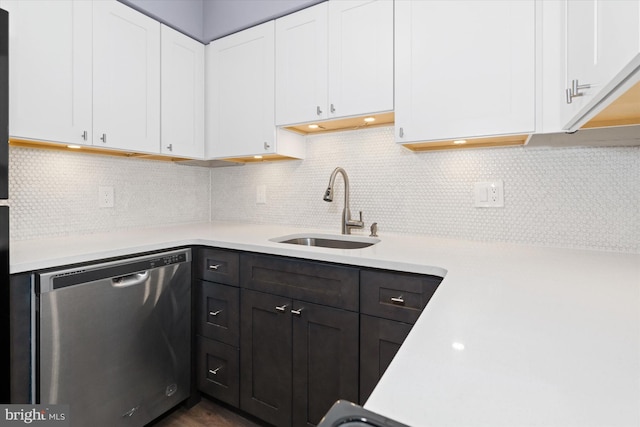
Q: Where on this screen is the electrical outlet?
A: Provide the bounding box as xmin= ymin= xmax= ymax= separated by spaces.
xmin=98 ymin=186 xmax=114 ymax=208
xmin=256 ymin=184 xmax=267 ymax=204
xmin=474 ymin=180 xmax=504 ymax=208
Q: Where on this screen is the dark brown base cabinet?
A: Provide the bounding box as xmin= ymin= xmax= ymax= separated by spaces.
xmin=193 ymin=248 xmax=442 ymax=427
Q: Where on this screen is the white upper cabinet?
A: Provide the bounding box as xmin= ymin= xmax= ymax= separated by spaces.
xmin=3 ymin=0 xmax=92 ymax=145
xmin=93 ymin=0 xmax=161 ymax=154
xmin=275 ymin=2 xmax=328 ymax=125
xmin=206 ymin=21 xmax=277 ymax=159
xmin=327 ymin=0 xmax=393 ymax=120
xmin=395 ymin=0 xmax=535 ymax=146
xmin=562 ymin=0 xmax=640 ymax=130
xmin=275 ymin=0 xmax=393 ymax=126
xmin=161 ymin=25 xmax=205 ymax=159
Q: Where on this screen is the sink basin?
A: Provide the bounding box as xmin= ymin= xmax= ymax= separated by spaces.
xmin=270 ymin=233 xmax=380 ymax=249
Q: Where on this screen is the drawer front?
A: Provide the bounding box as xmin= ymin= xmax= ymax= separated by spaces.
xmin=197 ymin=280 xmax=239 ymax=346
xmin=197 ymin=336 xmax=239 ymax=407
xmin=194 ymin=247 xmax=239 ymax=285
xmin=360 ymin=270 xmax=442 ymax=323
xmin=240 ymin=253 xmax=359 ymax=311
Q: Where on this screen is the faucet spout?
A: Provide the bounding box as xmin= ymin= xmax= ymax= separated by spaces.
xmin=323 ymin=167 xmax=364 ymax=235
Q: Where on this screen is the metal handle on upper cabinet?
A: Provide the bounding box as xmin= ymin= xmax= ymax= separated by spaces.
xmin=399 ymin=127 xmax=404 ymax=138
xmin=166 ymin=144 xmax=173 ymax=152
xmin=81 ymin=130 xmax=88 ymax=141
xmin=565 ymin=79 xmax=591 ymax=104
xmin=291 ymin=308 xmax=304 ymax=316
xmin=208 ymin=367 xmax=222 ymax=375
xmin=316 ymin=106 xmax=322 ymax=116
xmin=330 ymin=103 xmax=336 ymax=114
xmin=209 ymin=310 xmax=222 ymax=316
xmin=275 ymin=304 xmax=288 ymax=312
xmin=100 ymin=133 xmax=107 ymax=143
xmin=264 ymin=142 xmax=270 ymax=150
xmin=209 ymin=264 xmax=220 ymax=270
xmin=390 ymin=296 xmax=405 ymax=305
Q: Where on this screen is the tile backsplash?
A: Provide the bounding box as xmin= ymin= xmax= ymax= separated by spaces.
xmin=5 ymin=147 xmax=211 ymax=240
xmin=5 ymin=127 xmax=639 ymax=253
xmin=211 ymin=127 xmax=639 ymax=253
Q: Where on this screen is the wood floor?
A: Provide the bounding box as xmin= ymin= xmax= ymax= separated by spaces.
xmin=149 ymin=398 xmax=266 ymax=427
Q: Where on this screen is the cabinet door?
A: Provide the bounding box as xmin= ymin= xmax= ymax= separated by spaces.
xmin=161 ymin=25 xmax=204 ymax=158
xmin=275 ymin=2 xmax=328 ymax=125
xmin=3 ymin=0 xmax=92 ymax=145
xmin=93 ymin=0 xmax=160 ymax=154
xmin=359 ymin=315 xmax=412 ymax=404
xmin=395 ymin=0 xmax=535 ymax=143
xmin=327 ymin=0 xmax=393 ymax=119
xmin=196 ymin=281 xmax=239 ymax=346
xmin=197 ymin=336 xmax=239 ymax=407
xmin=206 ymin=21 xmax=275 ymax=159
xmin=292 ymin=301 xmax=358 ymax=427
xmin=563 ymin=0 xmax=640 ymax=128
xmin=240 ymin=289 xmax=292 ymax=427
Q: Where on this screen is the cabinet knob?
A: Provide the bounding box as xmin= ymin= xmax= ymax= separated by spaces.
xmin=275 ymin=304 xmax=288 ymax=312
xmin=166 ymin=144 xmax=173 ymax=152
xmin=316 ymin=106 xmax=322 ymax=116
xmin=208 ymin=367 xmax=222 ymax=375
xmin=390 ymin=296 xmax=405 ymax=305
xmin=291 ymin=307 xmax=304 ymax=316
xmin=208 ymin=264 xmax=220 ymax=270
xmin=209 ymin=310 xmax=222 ymax=316
xmin=100 ymin=133 xmax=107 ymax=143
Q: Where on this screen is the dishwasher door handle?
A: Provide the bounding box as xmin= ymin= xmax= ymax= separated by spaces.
xmin=112 ymin=271 xmax=150 ymax=288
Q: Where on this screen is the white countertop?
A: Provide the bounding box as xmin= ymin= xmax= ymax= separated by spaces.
xmin=10 ymin=221 xmax=640 ymax=427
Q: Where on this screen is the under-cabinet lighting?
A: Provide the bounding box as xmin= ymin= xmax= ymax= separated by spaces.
xmin=308 ymin=124 xmax=319 ymax=129
xmin=453 ymin=140 xmax=467 ymax=145
xmin=67 ymin=144 xmax=82 ymax=149
xmin=253 ymin=155 xmax=263 ymax=159
xmin=364 ymin=117 xmax=376 ymax=123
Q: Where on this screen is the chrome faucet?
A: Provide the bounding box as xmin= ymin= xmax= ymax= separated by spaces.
xmin=323 ymin=167 xmax=364 ymax=235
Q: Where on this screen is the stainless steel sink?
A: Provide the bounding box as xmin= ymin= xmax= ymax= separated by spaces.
xmin=270 ymin=233 xmax=380 ymax=249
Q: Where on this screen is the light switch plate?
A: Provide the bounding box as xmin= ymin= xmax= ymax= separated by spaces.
xmin=474 ymin=180 xmax=504 ymax=208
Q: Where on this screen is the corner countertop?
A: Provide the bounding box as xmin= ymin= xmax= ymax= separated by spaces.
xmin=10 ymin=221 xmax=640 ymax=427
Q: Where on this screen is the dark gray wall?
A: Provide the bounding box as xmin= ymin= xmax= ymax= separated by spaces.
xmin=119 ymin=0 xmax=324 ymax=44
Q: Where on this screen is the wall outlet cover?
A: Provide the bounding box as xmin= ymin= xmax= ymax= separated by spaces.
xmin=99 ymin=186 xmax=115 ymax=208
xmin=474 ymin=180 xmax=504 ymax=208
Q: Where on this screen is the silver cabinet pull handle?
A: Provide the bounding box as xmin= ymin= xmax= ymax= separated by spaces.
xmin=209 ymin=264 xmax=220 ymax=270
xmin=390 ymin=296 xmax=405 ymax=304
xmin=209 ymin=310 xmax=222 ymax=316
xmin=330 ymin=103 xmax=336 ymax=113
xmin=208 ymin=367 xmax=222 ymax=375
xmin=166 ymin=144 xmax=173 ymax=151
xmin=291 ymin=308 xmax=303 ymax=316
xmin=81 ymin=130 xmax=88 ymax=141
xmin=264 ymin=142 xmax=270 ymax=150
xmin=100 ymin=133 xmax=107 ymax=143
xmin=566 ymin=79 xmax=591 ymax=104
xmin=316 ymin=106 xmax=322 ymax=116
xmin=275 ymin=304 xmax=288 ymax=312
xmin=399 ymin=127 xmax=404 ymax=138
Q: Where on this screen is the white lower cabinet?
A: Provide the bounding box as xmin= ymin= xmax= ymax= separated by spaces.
xmin=395 ymin=0 xmax=536 ymax=147
xmin=206 ymin=21 xmax=304 ymax=160
xmin=161 ymin=25 xmax=205 ymax=159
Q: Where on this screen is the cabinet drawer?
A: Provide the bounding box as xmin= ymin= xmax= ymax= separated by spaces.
xmin=197 ymin=336 xmax=239 ymax=407
xmin=360 ymin=270 xmax=442 ymax=324
xmin=196 ymin=280 xmax=239 ymax=346
xmin=240 ymin=253 xmax=359 ymax=311
xmin=194 ymin=247 xmax=239 ymax=285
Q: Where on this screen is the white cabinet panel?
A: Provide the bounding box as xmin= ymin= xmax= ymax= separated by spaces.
xmin=206 ymin=21 xmax=276 ymax=159
xmin=161 ymin=25 xmax=204 ymax=159
xmin=327 ymin=0 xmax=393 ymax=119
xmin=562 ymin=0 xmax=640 ymax=129
xmin=395 ymin=0 xmax=535 ymax=144
xmin=93 ymin=0 xmax=160 ymax=154
xmin=275 ymin=2 xmax=328 ymax=125
xmin=3 ymin=0 xmax=92 ymax=145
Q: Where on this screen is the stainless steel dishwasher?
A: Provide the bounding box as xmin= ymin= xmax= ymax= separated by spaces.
xmin=37 ymin=248 xmax=191 ymax=427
